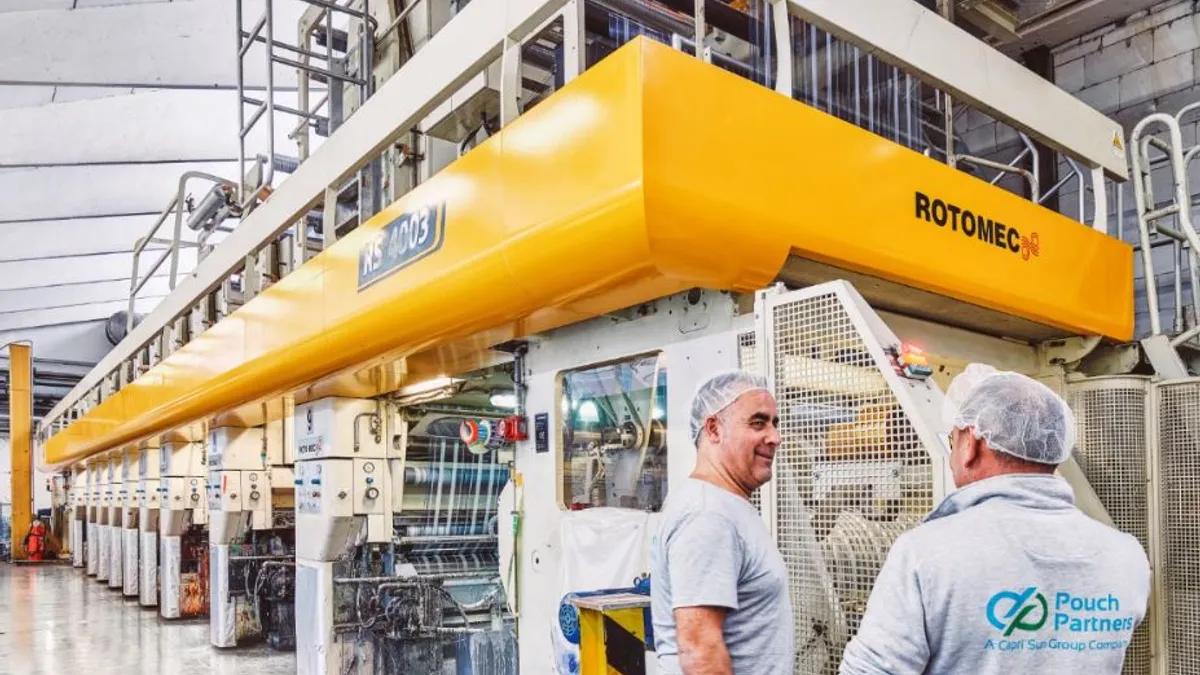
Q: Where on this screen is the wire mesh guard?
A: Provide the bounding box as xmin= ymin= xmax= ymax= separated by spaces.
xmin=1157 ymin=382 xmax=1200 ymax=675
xmin=738 ymin=329 xmax=763 ymax=512
xmin=768 ymin=291 xmax=933 ymax=675
xmin=1067 ymin=381 xmax=1151 ymax=675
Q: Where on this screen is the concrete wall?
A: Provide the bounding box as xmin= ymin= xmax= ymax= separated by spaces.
xmin=1054 ymin=0 xmax=1200 ymax=336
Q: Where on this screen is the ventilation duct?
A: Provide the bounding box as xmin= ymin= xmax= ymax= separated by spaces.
xmin=106 ymin=312 xmax=140 ymax=346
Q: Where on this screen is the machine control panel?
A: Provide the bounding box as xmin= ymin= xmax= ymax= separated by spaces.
xmin=138 ymin=479 xmax=160 ymax=508
xmin=207 ymin=470 xmax=246 ymax=512
xmin=241 ymin=470 xmax=267 ymax=512
xmin=295 ymin=459 xmax=380 ymax=517
xmin=122 ymin=481 xmax=139 ymax=508
xmin=353 ymin=459 xmax=384 ymax=510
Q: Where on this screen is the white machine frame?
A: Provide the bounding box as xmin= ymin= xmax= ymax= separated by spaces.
xmin=511 ymin=289 xmax=741 ymax=671
xmin=159 ymin=437 xmax=208 ymax=620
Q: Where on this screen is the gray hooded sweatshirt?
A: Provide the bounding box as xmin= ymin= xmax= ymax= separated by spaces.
xmin=839 ymin=474 xmax=1149 ymax=675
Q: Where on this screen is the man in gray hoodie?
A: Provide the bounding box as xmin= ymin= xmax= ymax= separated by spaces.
xmin=840 ymin=364 xmax=1150 ymax=675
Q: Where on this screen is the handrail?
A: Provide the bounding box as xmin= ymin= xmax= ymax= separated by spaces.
xmin=1130 ymin=112 xmax=1195 ymax=336
xmin=128 ymin=172 xmax=237 ymax=331
xmin=955 ymin=154 xmax=1039 ymax=200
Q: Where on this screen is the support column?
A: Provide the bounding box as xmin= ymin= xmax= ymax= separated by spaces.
xmin=1021 ymin=45 xmax=1059 ymax=213
xmin=8 ymin=343 xmax=31 ymax=561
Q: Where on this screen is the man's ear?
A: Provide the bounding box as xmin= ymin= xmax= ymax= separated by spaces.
xmin=704 ymin=415 xmax=722 ymax=444
xmin=962 ymin=432 xmax=982 ymax=469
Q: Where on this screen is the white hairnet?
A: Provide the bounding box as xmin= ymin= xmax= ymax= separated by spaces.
xmin=943 ymin=363 xmax=1076 ymax=465
xmin=690 ymin=370 xmax=770 ymax=444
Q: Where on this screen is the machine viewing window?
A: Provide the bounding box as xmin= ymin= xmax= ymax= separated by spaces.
xmin=561 ymin=353 xmax=667 ymax=512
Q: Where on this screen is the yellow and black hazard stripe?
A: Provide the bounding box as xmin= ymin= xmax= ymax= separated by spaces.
xmin=578 ymin=605 xmax=653 ymax=675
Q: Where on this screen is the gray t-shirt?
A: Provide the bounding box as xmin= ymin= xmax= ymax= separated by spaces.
xmin=651 ymin=478 xmax=794 ymax=674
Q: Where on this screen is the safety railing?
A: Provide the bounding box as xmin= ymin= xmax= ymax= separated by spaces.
xmin=237 ymin=0 xmax=378 ymax=214
xmin=127 ymin=172 xmax=238 ymax=331
xmin=1130 ymin=103 xmax=1200 ymax=340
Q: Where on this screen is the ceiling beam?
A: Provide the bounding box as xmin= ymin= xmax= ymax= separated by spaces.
xmin=0 ymin=0 xmax=309 ymax=88
xmin=0 ymin=89 xmax=316 ymax=166
xmin=0 ymin=296 xmax=167 ymax=332
xmin=0 ymin=275 xmax=174 ymax=314
xmin=0 ymin=321 xmax=116 ymax=364
xmin=0 ymin=250 xmax=195 ymax=291
xmin=0 ymin=161 xmax=237 ymax=221
xmin=0 ymin=215 xmax=167 ymax=260
xmin=1009 ymin=0 xmax=1160 ymax=52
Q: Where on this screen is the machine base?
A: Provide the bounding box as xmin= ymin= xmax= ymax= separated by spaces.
xmin=160 ymin=535 xmax=182 ymax=619
xmin=71 ymin=518 xmax=85 ymax=568
xmin=96 ymin=526 xmax=110 ymax=582
xmin=86 ymin=523 xmax=98 ymax=576
xmin=122 ymin=527 xmax=139 ymax=597
xmin=296 ymin=559 xmax=347 ymax=675
xmin=210 ymin=544 xmax=237 ymax=648
xmin=108 ymin=526 xmax=123 ymax=590
xmin=140 ymin=530 xmax=158 ymax=607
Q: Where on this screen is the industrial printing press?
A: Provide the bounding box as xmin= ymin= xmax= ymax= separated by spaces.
xmin=294 ymin=372 xmax=517 ymax=674
xmin=159 ymin=430 xmax=209 ymax=619
xmin=136 ymin=440 xmax=162 ymax=607
xmin=207 ymin=412 xmax=297 ymax=650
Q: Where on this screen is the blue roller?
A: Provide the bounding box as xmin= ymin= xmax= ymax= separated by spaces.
xmin=404 ymin=466 xmax=509 ymax=487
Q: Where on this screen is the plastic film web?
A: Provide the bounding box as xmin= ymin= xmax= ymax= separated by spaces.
xmin=1157 ymin=382 xmax=1200 ymax=675
xmin=769 ymin=291 xmax=932 ymax=675
xmin=1067 ymin=381 xmax=1151 ymax=675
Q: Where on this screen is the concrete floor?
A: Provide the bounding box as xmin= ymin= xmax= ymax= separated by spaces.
xmin=0 ymin=563 xmax=295 ymax=675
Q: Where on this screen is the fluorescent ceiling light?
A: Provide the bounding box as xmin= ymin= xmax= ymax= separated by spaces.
xmin=490 ymin=393 xmax=517 ymax=409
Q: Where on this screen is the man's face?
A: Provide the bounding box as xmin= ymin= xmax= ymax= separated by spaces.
xmin=710 ymin=390 xmax=782 ymax=491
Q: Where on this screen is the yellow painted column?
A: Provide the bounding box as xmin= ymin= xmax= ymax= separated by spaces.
xmin=9 ymin=343 xmax=31 ymax=561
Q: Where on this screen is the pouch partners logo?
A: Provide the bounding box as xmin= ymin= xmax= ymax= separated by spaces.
xmin=987 ymin=587 xmax=1048 ymax=636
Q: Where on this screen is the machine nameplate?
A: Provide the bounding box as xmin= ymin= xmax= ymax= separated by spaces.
xmin=358 ymin=202 xmax=446 ymax=290
xmin=535 ymin=413 xmax=549 ymax=453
